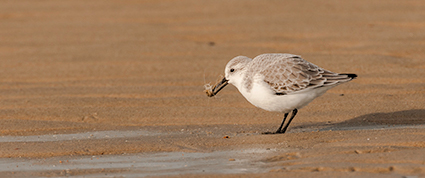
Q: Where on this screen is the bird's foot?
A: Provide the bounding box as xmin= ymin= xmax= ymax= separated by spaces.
xmin=261 ymin=131 xmax=285 ymax=135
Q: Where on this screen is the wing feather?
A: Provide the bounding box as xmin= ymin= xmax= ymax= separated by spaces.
xmin=245 ymin=54 xmax=354 ymax=95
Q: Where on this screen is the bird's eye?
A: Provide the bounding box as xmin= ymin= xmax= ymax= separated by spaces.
xmin=230 ymin=68 xmax=235 ymax=72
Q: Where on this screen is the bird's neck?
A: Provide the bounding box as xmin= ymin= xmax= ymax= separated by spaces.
xmin=229 ymin=71 xmax=247 ymax=92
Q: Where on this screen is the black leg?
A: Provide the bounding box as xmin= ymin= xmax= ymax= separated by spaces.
xmin=280 ymin=109 xmax=298 ymax=133
xmin=275 ymin=112 xmax=289 ymax=133
xmin=262 ymin=109 xmax=299 ymax=135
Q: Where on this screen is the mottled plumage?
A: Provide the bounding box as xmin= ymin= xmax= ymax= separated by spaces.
xmin=207 ymin=53 xmax=357 ymax=134
xmin=244 ymin=53 xmax=354 ymax=95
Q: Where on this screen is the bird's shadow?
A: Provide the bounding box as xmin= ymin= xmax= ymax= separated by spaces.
xmin=292 ymin=109 xmax=425 ymax=132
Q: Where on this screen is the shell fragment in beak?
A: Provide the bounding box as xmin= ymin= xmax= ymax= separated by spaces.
xmin=204 ymin=77 xmax=229 ymax=97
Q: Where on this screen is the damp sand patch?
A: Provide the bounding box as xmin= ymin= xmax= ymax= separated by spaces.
xmin=0 ymin=149 xmax=277 ymax=177
xmin=0 ymin=130 xmax=162 ymax=143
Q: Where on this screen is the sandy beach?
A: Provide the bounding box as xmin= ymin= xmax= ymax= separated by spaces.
xmin=0 ymin=0 xmax=424 ymax=177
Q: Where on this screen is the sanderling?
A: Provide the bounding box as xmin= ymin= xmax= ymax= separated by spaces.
xmin=205 ymin=53 xmax=357 ymax=134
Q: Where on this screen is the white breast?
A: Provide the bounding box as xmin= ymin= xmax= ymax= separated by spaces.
xmin=237 ymin=76 xmax=333 ymax=113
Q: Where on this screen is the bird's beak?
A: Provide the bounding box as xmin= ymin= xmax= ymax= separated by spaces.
xmin=207 ymin=77 xmax=228 ymax=97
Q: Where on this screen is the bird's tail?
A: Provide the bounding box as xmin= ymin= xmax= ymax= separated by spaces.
xmin=321 ymin=72 xmax=357 ymax=86
xmin=340 ymin=73 xmax=357 ymax=80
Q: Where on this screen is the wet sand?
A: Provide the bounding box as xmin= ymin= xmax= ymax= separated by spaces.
xmin=1 ymin=0 xmax=425 ymax=177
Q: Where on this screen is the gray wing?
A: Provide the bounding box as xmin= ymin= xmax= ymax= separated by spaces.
xmin=249 ymin=54 xmax=353 ymax=95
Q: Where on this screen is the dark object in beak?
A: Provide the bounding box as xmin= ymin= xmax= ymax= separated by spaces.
xmin=207 ymin=77 xmax=228 ymax=97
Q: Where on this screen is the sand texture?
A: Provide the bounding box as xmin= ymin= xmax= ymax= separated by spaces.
xmin=0 ymin=0 xmax=424 ymax=177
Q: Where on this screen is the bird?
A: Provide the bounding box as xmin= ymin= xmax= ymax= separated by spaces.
xmin=205 ymin=53 xmax=357 ymax=134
